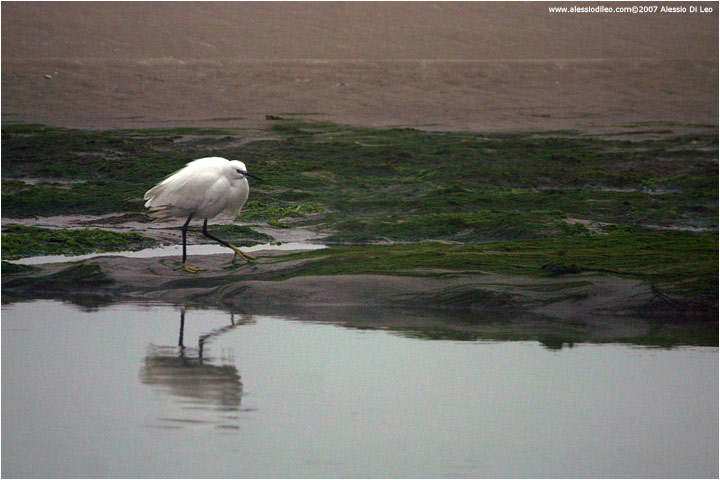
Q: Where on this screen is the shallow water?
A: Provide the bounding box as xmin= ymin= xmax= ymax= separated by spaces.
xmin=2 ymin=300 xmax=717 ymax=478
xmin=10 ymin=241 xmax=325 ymax=265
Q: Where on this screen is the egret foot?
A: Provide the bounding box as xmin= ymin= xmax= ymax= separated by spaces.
xmin=229 ymin=245 xmax=256 ymax=264
xmin=174 ymin=262 xmax=205 ymax=273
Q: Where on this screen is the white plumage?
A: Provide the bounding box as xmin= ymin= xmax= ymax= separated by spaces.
xmin=144 ymin=157 xmax=263 ymax=272
xmin=144 ymin=157 xmax=250 ymax=220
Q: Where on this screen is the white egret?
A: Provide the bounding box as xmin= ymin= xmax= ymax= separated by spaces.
xmin=144 ymin=157 xmax=263 ymax=273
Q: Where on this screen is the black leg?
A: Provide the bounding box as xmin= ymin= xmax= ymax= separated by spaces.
xmin=201 ymin=219 xmax=234 ymax=250
xmin=201 ymin=219 xmax=255 ymax=264
xmin=178 ymin=308 xmax=185 ymax=349
xmin=181 ymin=214 xmax=193 ymax=264
xmin=173 ymin=214 xmax=203 ymax=272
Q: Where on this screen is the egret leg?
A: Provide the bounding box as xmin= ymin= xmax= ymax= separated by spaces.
xmin=201 ymin=220 xmax=256 ymax=265
xmin=178 ymin=308 xmax=185 ymax=349
xmin=174 ymin=214 xmax=205 ymax=273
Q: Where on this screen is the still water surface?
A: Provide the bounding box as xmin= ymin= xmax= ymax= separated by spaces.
xmin=2 ymin=300 xmax=717 ymax=478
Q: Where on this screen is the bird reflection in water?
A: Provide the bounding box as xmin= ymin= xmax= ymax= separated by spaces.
xmin=139 ymin=308 xmax=253 ymax=431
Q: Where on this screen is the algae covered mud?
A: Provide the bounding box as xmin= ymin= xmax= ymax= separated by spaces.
xmin=2 ymin=120 xmax=718 ymax=330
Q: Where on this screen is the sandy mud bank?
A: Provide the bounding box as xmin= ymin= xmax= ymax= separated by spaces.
xmin=4 ymin=248 xmax=712 ymax=323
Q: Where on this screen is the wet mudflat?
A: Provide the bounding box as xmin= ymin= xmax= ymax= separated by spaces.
xmin=3 ymin=122 xmax=717 ymax=322
xmin=3 ymin=299 xmax=717 ymax=478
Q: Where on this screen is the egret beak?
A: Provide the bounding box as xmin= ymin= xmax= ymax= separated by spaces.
xmin=243 ymin=172 xmax=264 ymax=182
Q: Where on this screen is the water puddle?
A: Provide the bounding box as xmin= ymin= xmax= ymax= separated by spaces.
xmin=8 ymin=241 xmax=326 ymax=265
xmin=2 ymin=299 xmax=717 ymax=478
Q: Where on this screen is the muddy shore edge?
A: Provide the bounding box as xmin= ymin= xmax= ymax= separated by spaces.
xmin=4 ymin=248 xmax=715 ymax=331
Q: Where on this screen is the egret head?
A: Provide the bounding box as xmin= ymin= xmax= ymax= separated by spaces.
xmin=229 ymin=160 xmax=263 ymax=182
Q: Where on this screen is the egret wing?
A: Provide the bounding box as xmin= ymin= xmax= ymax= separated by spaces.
xmin=195 ymin=176 xmax=235 ymax=218
xmin=144 ymin=167 xmax=226 ymax=214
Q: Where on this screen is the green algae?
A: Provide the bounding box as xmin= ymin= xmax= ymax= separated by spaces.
xmin=1 ymin=120 xmax=716 ymax=314
xmin=3 ymin=121 xmax=716 ymax=237
xmin=1 ymin=260 xmax=34 ymax=275
xmin=203 ymin=224 xmax=275 ymax=245
xmin=3 ymin=263 xmax=113 ymax=291
xmin=262 ymin=229 xmax=717 ymax=303
xmin=1 ymin=225 xmax=157 ymax=259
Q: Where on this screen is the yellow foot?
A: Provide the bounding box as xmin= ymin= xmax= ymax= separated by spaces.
xmin=229 ymin=245 xmax=256 ymax=264
xmin=174 ymin=262 xmax=205 ymax=273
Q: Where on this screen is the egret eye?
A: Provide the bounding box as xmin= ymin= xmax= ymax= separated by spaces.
xmin=236 ymin=169 xmax=243 ymax=175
